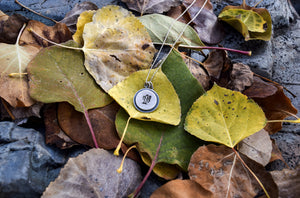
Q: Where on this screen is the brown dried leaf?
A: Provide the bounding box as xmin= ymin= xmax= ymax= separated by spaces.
xmin=238 ymin=129 xmax=272 ymax=166
xmin=185 ymin=58 xmax=210 ymax=90
xmin=270 ymin=166 xmax=300 ymax=198
xmin=150 ymin=179 xmax=212 ymax=198
xmin=183 ymin=0 xmax=224 ymax=44
xmin=188 ymin=144 xmax=278 ymax=198
xmin=59 ymin=2 xmax=98 ymax=33
xmin=203 ymin=49 xmax=228 ymax=80
xmin=57 ymin=102 xmax=120 ymax=149
xmin=42 ymin=148 xmax=142 ymax=198
xmin=167 ymin=5 xmax=191 ymax=24
xmin=44 ymin=104 xmax=79 ymax=149
xmin=0 ymin=13 xmax=28 ymax=44
xmin=122 ymin=0 xmax=181 ymax=15
xmin=19 ymin=20 xmax=72 ymax=47
xmin=57 ymin=102 xmax=138 ymax=160
xmin=243 ymin=76 xmax=298 ymax=134
xmin=227 ymin=63 xmax=253 ymax=92
xmin=0 ymin=99 xmax=43 ymax=119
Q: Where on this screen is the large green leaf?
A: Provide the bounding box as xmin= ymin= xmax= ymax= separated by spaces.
xmin=115 ymin=50 xmax=205 ymax=179
xmin=28 ymin=41 xmax=112 ymax=113
xmin=139 ymin=14 xmax=205 ymax=47
xmin=184 ymin=84 xmax=267 ymax=148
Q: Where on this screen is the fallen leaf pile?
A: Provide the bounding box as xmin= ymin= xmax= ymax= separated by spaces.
xmin=0 ymin=0 xmax=298 ymax=197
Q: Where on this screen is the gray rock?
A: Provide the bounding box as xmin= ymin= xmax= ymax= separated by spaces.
xmin=0 ymin=0 xmax=119 ymax=25
xmin=0 ymin=122 xmax=67 ymax=198
xmin=271 ymin=132 xmax=300 ymax=168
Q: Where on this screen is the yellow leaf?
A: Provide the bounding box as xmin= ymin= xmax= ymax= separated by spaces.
xmin=184 ymin=84 xmax=266 ymax=148
xmin=219 ymin=9 xmax=266 ymax=33
xmin=81 ymin=5 xmax=156 ymax=92
xmin=108 ymin=69 xmax=181 ymax=125
xmin=72 ymin=10 xmax=96 ymax=45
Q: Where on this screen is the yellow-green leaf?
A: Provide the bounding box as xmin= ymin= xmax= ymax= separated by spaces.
xmin=184 ymin=84 xmax=266 ymax=148
xmin=81 ymin=5 xmax=156 ymax=92
xmin=219 ymin=9 xmax=266 ymax=33
xmin=218 ymin=5 xmax=272 ymax=41
xmin=72 ymin=10 xmax=96 ymax=45
xmin=109 ymin=69 xmax=181 ymax=125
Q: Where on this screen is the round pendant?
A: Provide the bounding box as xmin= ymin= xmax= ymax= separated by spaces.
xmin=133 ymin=88 xmax=159 ymax=113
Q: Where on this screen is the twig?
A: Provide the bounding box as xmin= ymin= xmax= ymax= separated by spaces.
xmin=15 ymin=0 xmax=58 ymax=23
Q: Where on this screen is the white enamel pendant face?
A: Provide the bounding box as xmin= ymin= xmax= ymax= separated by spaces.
xmin=133 ymin=88 xmax=159 ymax=113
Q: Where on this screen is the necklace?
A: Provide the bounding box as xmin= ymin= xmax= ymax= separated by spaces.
xmin=133 ymin=0 xmax=208 ymax=113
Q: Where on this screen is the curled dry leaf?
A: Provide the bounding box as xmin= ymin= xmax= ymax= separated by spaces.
xmin=227 ymin=62 xmax=253 ymax=92
xmin=185 ymin=84 xmax=266 ymax=148
xmin=183 ymin=0 xmax=224 ymax=44
xmin=188 ymin=144 xmax=278 ymax=198
xmin=108 ymin=68 xmax=181 ymax=125
xmin=185 ymin=58 xmax=210 ymax=90
xmin=203 ymin=49 xmax=228 ymax=80
xmin=81 ymin=5 xmax=156 ymax=92
xmin=150 ymin=179 xmax=212 ymax=198
xmin=20 ymin=20 xmax=72 ymax=47
xmin=122 ymin=0 xmax=181 ymax=15
xmin=0 ymin=12 xmax=28 ymax=44
xmin=42 ymin=148 xmax=142 ymax=198
xmin=0 ymin=29 xmax=40 ymax=107
xmin=269 ymin=139 xmax=286 ymax=164
xmin=0 ymin=99 xmax=43 ymax=120
xmin=243 ymin=76 xmax=298 ymax=134
xmin=238 ymin=129 xmax=272 ymax=166
xmin=59 ymin=2 xmax=98 ymax=33
xmin=270 ymin=166 xmax=300 ymax=198
xmin=218 ymin=4 xmax=272 ymax=41
xmin=44 ymin=104 xmax=79 ymax=149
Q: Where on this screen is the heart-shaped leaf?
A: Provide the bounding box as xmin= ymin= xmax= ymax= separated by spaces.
xmin=81 ymin=5 xmax=156 ymax=92
xmin=109 ymin=69 xmax=181 ymax=125
xmin=27 ymin=41 xmax=112 ymax=113
xmin=184 ymin=84 xmax=266 ymax=148
xmin=115 ymin=50 xmax=206 ymax=179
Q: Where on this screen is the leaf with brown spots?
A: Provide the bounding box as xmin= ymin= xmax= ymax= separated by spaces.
xmin=243 ymin=76 xmax=298 ymax=134
xmin=19 ymin=20 xmax=72 ymax=47
xmin=188 ymin=144 xmax=278 ymax=198
xmin=227 ymin=62 xmax=253 ymax=92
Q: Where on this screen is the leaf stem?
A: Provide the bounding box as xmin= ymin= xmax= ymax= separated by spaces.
xmin=15 ymin=0 xmax=58 ymax=23
xmin=191 ymin=46 xmax=252 ymax=56
xmin=114 ymin=116 xmax=132 ymax=156
xmin=83 ymin=109 xmax=99 ymax=148
xmin=132 ymin=132 xmax=164 ymax=198
xmin=232 ymin=148 xmax=270 ymax=198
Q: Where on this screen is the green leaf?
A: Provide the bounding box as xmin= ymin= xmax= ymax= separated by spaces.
xmin=184 ymin=84 xmax=267 ymax=148
xmin=115 ymin=50 xmax=206 ymax=179
xmin=27 ymin=41 xmax=112 ymax=113
xmin=108 ymin=68 xmax=181 ymax=125
xmin=218 ymin=5 xmax=272 ymax=41
xmin=139 ymin=14 xmax=205 ymax=47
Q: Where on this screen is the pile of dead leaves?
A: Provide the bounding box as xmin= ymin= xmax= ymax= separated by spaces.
xmin=0 ymin=0 xmax=298 ymax=197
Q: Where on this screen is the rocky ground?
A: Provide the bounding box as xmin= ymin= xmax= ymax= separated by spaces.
xmin=0 ymin=0 xmax=299 ymax=197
